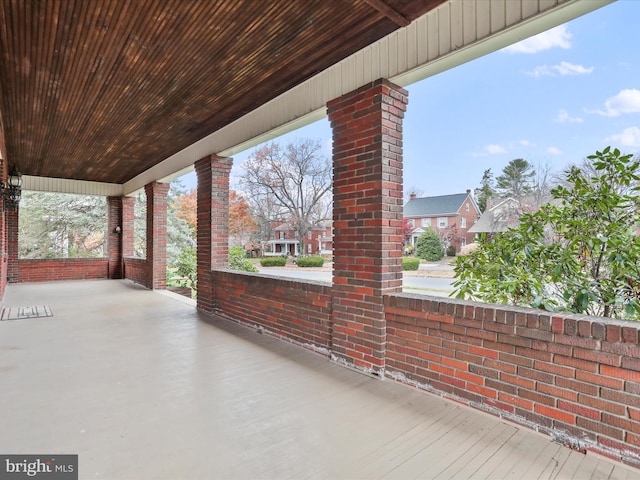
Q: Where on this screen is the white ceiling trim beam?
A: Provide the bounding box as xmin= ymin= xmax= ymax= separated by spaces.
xmin=23 ymin=175 xmax=124 ymax=197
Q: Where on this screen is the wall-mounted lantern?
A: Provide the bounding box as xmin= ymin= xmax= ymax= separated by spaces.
xmin=2 ymin=166 xmax=22 ymax=209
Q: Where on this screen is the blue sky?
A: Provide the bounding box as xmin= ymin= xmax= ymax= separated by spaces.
xmin=182 ymin=1 xmax=639 ymax=198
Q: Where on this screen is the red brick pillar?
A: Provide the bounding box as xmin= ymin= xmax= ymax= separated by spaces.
xmin=0 ymin=135 xmax=7 ymax=296
xmin=6 ymin=204 xmax=18 ymax=283
xmin=106 ymin=196 xmax=124 ymax=279
xmin=145 ymin=182 xmax=170 ymax=289
xmin=121 ymin=196 xmax=135 ymax=259
xmin=0 ymin=199 xmax=6 ymax=296
xmin=327 ymin=78 xmax=408 ymax=375
xmin=195 ymin=155 xmax=232 ymax=314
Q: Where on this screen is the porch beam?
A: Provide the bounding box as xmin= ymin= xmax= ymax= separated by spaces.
xmin=362 ymin=0 xmax=410 ymax=27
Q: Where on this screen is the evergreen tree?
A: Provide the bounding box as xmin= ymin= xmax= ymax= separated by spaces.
xmin=475 ymin=168 xmax=495 ymax=212
xmin=19 ymin=192 xmax=106 ymax=258
xmin=496 ymin=158 xmax=534 ymax=199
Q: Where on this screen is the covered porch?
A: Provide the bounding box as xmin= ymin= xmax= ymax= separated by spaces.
xmin=1 ymin=279 xmax=636 ymax=479
xmin=3 ymin=0 xmax=640 ymax=476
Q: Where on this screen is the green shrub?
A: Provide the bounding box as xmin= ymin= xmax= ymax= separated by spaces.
xmin=259 ymin=256 xmax=287 ymax=267
xmin=416 ymin=227 xmax=444 ymax=261
xmin=229 ymin=246 xmax=258 ymax=272
xmin=167 ymin=245 xmax=197 ymax=290
xmin=295 ymin=256 xmax=324 ymax=267
xmin=402 ymin=257 xmax=420 ymax=270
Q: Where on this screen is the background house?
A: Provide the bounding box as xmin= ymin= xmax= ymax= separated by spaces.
xmin=265 ymin=222 xmax=333 ymax=256
xmin=468 ymin=195 xmax=554 ymax=238
xmin=404 ymin=190 xmax=480 ymax=253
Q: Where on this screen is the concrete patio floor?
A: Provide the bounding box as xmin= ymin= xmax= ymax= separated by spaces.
xmin=1 ymin=279 xmax=639 ymax=480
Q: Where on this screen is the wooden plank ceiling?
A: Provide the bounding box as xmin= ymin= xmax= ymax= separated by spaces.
xmin=0 ymin=0 xmax=445 ymax=185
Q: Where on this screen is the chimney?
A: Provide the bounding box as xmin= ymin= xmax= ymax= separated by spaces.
xmin=410 ymin=192 xmax=416 ymax=200
xmin=466 ymin=189 xmax=471 ymax=194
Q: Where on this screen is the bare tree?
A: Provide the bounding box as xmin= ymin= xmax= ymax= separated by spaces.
xmin=240 ymin=139 xmax=332 ymax=253
xmin=553 ymin=154 xmax=640 ymax=196
xmin=404 ymin=186 xmax=425 ymax=203
xmin=531 ymin=161 xmax=556 ymax=208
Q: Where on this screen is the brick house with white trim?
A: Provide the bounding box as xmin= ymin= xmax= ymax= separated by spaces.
xmin=404 ymin=190 xmax=480 ymax=253
xmin=265 ymin=222 xmax=333 ymax=256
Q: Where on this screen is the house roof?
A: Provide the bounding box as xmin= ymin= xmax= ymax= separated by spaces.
xmin=467 ymin=198 xmax=521 ymax=234
xmin=404 ymin=193 xmax=473 ymax=217
xmin=468 ymin=195 xmax=556 ymax=233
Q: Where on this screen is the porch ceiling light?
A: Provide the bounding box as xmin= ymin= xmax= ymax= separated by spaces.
xmin=3 ymin=165 xmax=22 ymax=207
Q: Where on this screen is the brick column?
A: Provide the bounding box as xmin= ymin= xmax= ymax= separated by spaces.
xmin=145 ymin=182 xmax=169 ymax=289
xmin=121 ymin=196 xmax=135 ymax=258
xmin=0 ymin=199 xmax=6 ymax=297
xmin=0 ymin=133 xmax=7 ymax=296
xmin=6 ymin=204 xmax=18 ymax=283
xmin=106 ymin=196 xmax=124 ymax=279
xmin=195 ymin=155 xmax=232 ymax=314
xmin=327 ymin=78 xmax=408 ymax=376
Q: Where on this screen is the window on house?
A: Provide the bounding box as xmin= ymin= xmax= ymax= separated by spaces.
xmin=461 ymin=237 xmax=467 ymax=247
xmin=308 ymin=231 xmax=312 ymax=239
xmin=460 ymin=217 xmax=466 ymax=228
xmin=421 ymin=218 xmax=430 ymax=227
xmin=438 ymin=217 xmax=447 ymax=228
xmin=279 ymin=232 xmax=284 ymax=239
xmin=466 ymin=203 xmax=470 ymax=211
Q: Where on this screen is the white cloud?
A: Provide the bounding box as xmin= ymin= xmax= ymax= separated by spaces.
xmin=471 ymin=144 xmax=508 ymax=157
xmin=525 ymin=66 xmax=552 ymax=78
xmin=486 ymin=144 xmax=507 ymax=154
xmin=503 ymin=25 xmax=571 ymax=54
xmin=605 ymin=126 xmax=640 ymax=147
xmin=591 ymin=89 xmax=640 ymax=117
xmin=547 ymin=147 xmax=563 ymax=155
xmin=554 ymin=61 xmax=594 ymax=76
xmin=555 ymin=109 xmax=583 ymax=123
xmin=526 ymin=61 xmax=594 ymax=78
xmin=519 ymin=140 xmax=536 ymax=147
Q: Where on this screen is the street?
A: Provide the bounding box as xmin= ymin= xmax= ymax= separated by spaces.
xmin=255 ymin=266 xmax=455 ymax=297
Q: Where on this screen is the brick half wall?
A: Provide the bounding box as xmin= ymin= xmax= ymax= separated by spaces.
xmin=384 ymin=293 xmax=640 ymax=467
xmin=207 ymin=271 xmax=640 ymax=466
xmin=17 ymin=258 xmax=109 ymax=282
xmin=213 ymin=270 xmax=332 ymax=352
xmin=123 ymin=257 xmax=147 ymax=287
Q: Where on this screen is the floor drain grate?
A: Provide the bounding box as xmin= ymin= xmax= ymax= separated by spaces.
xmin=1 ymin=305 xmax=53 ymax=321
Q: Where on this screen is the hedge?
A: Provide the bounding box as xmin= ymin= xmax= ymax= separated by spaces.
xmin=295 ymin=256 xmax=324 ymax=267
xmin=402 ymin=257 xmax=420 ymax=271
xmin=259 ymin=256 xmax=287 ymax=267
